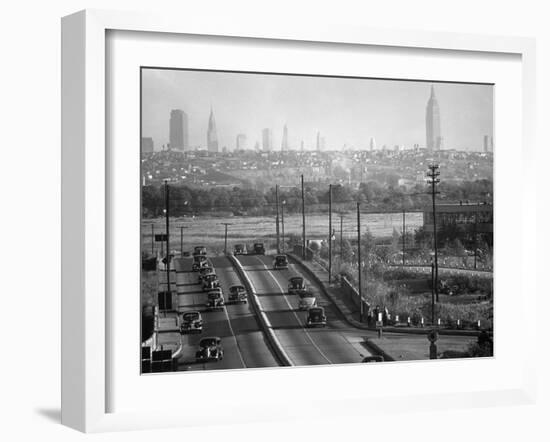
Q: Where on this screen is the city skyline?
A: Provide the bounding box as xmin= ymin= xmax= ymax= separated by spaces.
xmin=142 ymin=68 xmax=494 ymax=152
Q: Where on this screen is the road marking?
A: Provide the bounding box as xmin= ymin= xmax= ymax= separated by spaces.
xmin=251 ymin=256 xmax=333 ymax=364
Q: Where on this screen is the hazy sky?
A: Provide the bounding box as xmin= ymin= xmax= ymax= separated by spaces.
xmin=141 ymin=68 xmax=493 ymax=152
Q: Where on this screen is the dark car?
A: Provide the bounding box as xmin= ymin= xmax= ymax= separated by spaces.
xmin=298 ymin=290 xmax=317 ymax=310
xmin=306 ymin=306 xmax=326 ymax=327
xmin=193 ymin=246 xmax=207 ymax=256
xmin=198 ymin=266 xmax=214 ymax=282
xmin=361 ymin=355 xmax=384 ymax=363
xmin=288 ymin=276 xmax=306 ymax=294
xmin=233 ymin=244 xmax=247 ymax=255
xmin=253 ymin=243 xmax=265 ymax=255
xmin=202 ymin=273 xmax=220 ymax=290
xmin=195 ymin=337 xmax=224 ymax=362
xmin=205 ymin=289 xmax=225 ymax=310
xmin=273 ymin=254 xmax=289 ymax=270
xmin=192 ymin=255 xmax=208 ymax=271
xmin=180 ymin=311 xmax=203 ymax=334
xmin=228 ymin=285 xmax=247 ymax=304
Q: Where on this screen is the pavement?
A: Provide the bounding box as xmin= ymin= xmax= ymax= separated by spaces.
xmin=237 ymin=255 xmax=372 ymax=366
xmin=164 ymin=256 xmax=279 ymax=371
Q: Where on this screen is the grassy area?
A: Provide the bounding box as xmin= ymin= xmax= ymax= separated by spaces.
xmin=141 ymin=212 xmax=423 ymax=256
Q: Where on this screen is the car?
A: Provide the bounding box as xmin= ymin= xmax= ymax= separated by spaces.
xmin=206 ymin=289 xmax=225 ymax=310
xmin=193 ymin=246 xmax=207 ymax=256
xmin=195 ymin=337 xmax=224 ymax=362
xmin=361 ymin=355 xmax=384 ymax=363
xmin=228 ymin=285 xmax=247 ymax=304
xmin=297 ymin=290 xmax=317 ymax=310
xmin=288 ymin=276 xmax=306 ymax=294
xmin=306 ymin=306 xmax=327 ymax=327
xmin=202 ymin=273 xmax=219 ymax=290
xmin=192 ymin=254 xmax=208 ymax=271
xmin=233 ymin=244 xmax=247 ymax=255
xmin=180 ymin=311 xmax=203 ymax=334
xmin=198 ymin=266 xmax=214 ymax=282
xmin=252 ymin=243 xmax=265 ymax=255
xmin=273 ymin=254 xmax=289 ymax=269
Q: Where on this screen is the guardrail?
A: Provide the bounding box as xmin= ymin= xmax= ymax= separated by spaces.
xmin=227 ymin=254 xmax=293 ymax=367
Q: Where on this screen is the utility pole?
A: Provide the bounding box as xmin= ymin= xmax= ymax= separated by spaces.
xmin=402 ymin=209 xmax=406 ymax=267
xmin=221 ymin=223 xmax=231 ymax=255
xmin=275 ymin=184 xmax=280 ymax=254
xmin=301 ymin=174 xmax=306 ymax=260
xmin=179 ymin=225 xmax=188 ymax=257
xmin=281 ymin=200 xmax=285 ymax=253
xmin=151 ymin=224 xmax=154 ymax=255
xmin=328 ymin=184 xmax=332 ymax=283
xmin=164 ymin=180 xmax=170 ymax=317
xmin=473 ymin=211 xmax=478 ymax=270
xmin=427 ymin=164 xmax=440 ymax=302
xmin=339 ymin=213 xmax=344 ymax=260
xmin=357 ymin=202 xmax=363 ymax=322
xmin=431 ymin=259 xmax=435 ymax=325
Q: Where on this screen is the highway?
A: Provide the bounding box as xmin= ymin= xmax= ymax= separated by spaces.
xmin=236 ymin=254 xmax=371 ymax=366
xmin=172 ymin=256 xmax=279 ymax=371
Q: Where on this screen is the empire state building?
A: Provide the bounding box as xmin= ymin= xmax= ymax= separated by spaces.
xmin=425 ymin=85 xmax=442 ymax=151
xmin=207 ymin=107 xmax=219 ymax=152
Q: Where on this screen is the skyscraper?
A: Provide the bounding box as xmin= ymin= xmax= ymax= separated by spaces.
xmin=281 ymin=124 xmax=289 ymax=151
xmin=483 ymin=135 xmax=493 ymax=153
xmin=425 ymin=85 xmax=442 ymax=151
xmin=262 ymin=128 xmax=273 ymax=151
xmin=169 ymin=109 xmax=188 ymax=151
xmin=316 ymin=131 xmax=321 ymax=151
xmin=207 ymin=107 xmax=219 ymax=152
xmin=236 ymin=133 xmax=247 ymax=150
xmin=369 ymin=137 xmax=376 ymax=151
xmin=141 ymin=137 xmax=154 ymax=153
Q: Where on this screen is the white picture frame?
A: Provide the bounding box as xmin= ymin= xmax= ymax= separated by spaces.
xmin=61 ymin=9 xmax=537 ymax=433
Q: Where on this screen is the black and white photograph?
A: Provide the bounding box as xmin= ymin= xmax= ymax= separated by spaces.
xmin=140 ymin=68 xmax=494 ymax=373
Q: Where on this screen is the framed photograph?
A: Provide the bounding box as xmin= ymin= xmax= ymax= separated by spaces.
xmin=62 ymin=9 xmax=537 ymax=433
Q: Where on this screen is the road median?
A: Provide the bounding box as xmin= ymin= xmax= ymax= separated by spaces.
xmin=227 ymin=254 xmax=293 ymax=367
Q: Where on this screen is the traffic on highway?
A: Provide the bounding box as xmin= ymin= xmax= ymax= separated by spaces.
xmin=144 ymin=243 xmax=374 ymax=373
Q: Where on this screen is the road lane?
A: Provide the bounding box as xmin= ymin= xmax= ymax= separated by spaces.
xmin=238 ymin=255 xmax=369 ymax=366
xmin=172 ymin=256 xmax=279 ymax=371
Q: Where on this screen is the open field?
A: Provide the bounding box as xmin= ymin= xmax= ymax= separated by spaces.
xmin=141 ymin=212 xmax=423 ymax=256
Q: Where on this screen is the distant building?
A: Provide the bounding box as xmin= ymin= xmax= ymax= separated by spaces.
xmin=370 ymin=137 xmax=376 ymax=151
xmin=281 ymin=124 xmax=289 ymax=151
xmin=301 ymin=140 xmax=305 ymax=151
xmin=207 ymin=107 xmax=219 ymax=153
xmin=316 ymin=132 xmax=326 ymax=151
xmin=262 ymin=128 xmax=273 ymax=151
xmin=426 ymin=85 xmax=442 ymax=151
xmin=423 ymin=202 xmax=493 ymax=236
xmin=483 ymin=135 xmax=494 ymax=153
xmin=141 ymin=137 xmax=154 ymax=153
xmin=236 ymin=133 xmax=247 ymax=150
xmin=169 ymin=109 xmax=188 ymax=151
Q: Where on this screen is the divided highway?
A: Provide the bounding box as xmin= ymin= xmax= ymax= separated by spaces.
xmin=236 ymin=255 xmax=371 ymax=366
xmin=172 ymin=256 xmax=279 ymax=371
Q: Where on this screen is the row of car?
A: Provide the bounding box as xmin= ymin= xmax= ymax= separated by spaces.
xmin=287 ymin=275 xmax=327 ymax=327
xmin=233 ymin=242 xmax=265 ymax=255
xmin=184 ymin=246 xmax=246 ymax=363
